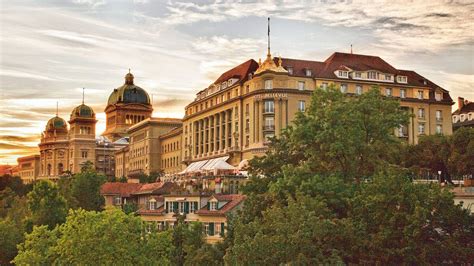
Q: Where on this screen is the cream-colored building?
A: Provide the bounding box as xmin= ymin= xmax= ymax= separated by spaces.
xmin=17 ymin=155 xmax=40 ymax=183
xmin=160 ymin=127 xmax=184 ymax=175
xmin=181 ymin=49 xmax=454 ymax=168
xmin=126 ymin=118 xmax=182 ymax=178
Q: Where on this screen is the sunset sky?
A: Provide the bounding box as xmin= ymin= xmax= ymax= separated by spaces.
xmin=1 ymin=0 xmax=473 ymax=164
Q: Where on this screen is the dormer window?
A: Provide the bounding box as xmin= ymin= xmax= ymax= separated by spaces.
xmin=435 ymin=91 xmax=443 ymax=101
xmin=367 ymin=71 xmax=377 ymax=79
xmin=287 ymin=67 xmax=293 ymax=75
xmin=355 ymin=72 xmax=362 ymax=78
xmin=148 ymin=199 xmax=157 ymax=210
xmin=338 ymin=71 xmax=348 ymax=78
xmin=210 ymin=202 xmax=218 ymax=211
xmin=222 ymin=81 xmax=227 ymax=89
xmin=397 ymin=76 xmax=408 ymax=83
xmin=385 ymin=74 xmax=392 ymax=81
xmin=305 ymin=69 xmax=312 ymax=77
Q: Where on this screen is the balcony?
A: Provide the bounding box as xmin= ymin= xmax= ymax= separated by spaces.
xmin=229 ymin=146 xmax=241 ymax=153
xmin=263 ymin=109 xmax=274 ymax=115
xmin=263 ymin=125 xmax=275 ymax=131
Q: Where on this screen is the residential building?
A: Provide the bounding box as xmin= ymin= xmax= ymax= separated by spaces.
xmin=452 ymin=97 xmax=474 ymax=130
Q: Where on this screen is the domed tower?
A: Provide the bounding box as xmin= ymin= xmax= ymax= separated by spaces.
xmin=38 ymin=113 xmax=69 ymax=179
xmin=103 ymin=71 xmax=153 ymax=141
xmin=68 ymin=99 xmax=97 ymax=174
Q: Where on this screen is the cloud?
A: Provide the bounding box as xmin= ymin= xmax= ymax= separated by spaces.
xmin=162 ymin=0 xmax=474 ymax=53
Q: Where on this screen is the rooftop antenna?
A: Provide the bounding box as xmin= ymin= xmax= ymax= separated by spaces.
xmin=350 ymin=44 xmax=353 ymax=54
xmin=267 ymin=17 xmax=271 ymax=56
xmin=82 ymin=88 xmax=85 ymax=104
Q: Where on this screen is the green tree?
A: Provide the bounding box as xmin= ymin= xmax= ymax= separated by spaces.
xmin=448 ymin=127 xmax=474 ymax=178
xmin=27 ymin=180 xmax=67 ymax=229
xmin=70 ymin=166 xmax=106 ymax=211
xmin=250 ymin=86 xmax=410 ymax=182
xmin=13 ymin=225 xmax=59 ymax=265
xmin=0 ymin=220 xmax=24 ymax=265
xmin=53 ymin=209 xmax=149 ymax=265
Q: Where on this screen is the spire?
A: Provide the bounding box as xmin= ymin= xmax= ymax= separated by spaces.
xmin=56 ymin=101 xmax=59 ymax=117
xmin=267 ymin=17 xmax=271 ymax=57
xmin=82 ymin=88 xmax=85 ymax=104
xmin=351 ymin=44 xmax=353 ymax=54
xmin=125 ymin=69 xmax=134 ymax=85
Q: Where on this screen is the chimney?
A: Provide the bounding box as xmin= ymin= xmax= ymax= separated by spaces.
xmin=458 ymin=97 xmax=465 ymax=110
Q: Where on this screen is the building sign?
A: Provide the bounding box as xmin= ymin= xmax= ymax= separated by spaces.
xmin=254 ymin=93 xmax=288 ymax=99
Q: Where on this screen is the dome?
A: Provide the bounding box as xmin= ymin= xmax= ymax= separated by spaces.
xmin=46 ymin=116 xmax=67 ymax=131
xmin=71 ymin=104 xmax=95 ymax=119
xmin=107 ymin=71 xmax=151 ymax=106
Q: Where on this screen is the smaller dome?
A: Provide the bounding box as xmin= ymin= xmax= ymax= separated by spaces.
xmin=46 ymin=116 xmax=67 ymax=131
xmin=71 ymin=104 xmax=95 ymax=119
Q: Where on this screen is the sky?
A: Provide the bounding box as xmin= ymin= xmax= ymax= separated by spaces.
xmin=0 ymin=0 xmax=473 ymax=164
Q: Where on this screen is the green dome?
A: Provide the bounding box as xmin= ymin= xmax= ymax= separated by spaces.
xmin=107 ymin=72 xmax=151 ymax=106
xmin=71 ymin=104 xmax=95 ymax=119
xmin=46 ymin=116 xmax=67 ymax=131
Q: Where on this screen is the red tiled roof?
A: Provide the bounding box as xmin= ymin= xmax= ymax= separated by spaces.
xmin=195 ymin=194 xmax=246 ymax=216
xmin=100 ymin=182 xmax=143 ymax=197
xmin=453 ymin=101 xmax=474 ymax=115
xmin=321 ymin=52 xmax=398 ymax=76
xmin=277 ymin=57 xmax=325 ymax=77
xmin=213 ymin=59 xmax=259 ymax=84
xmin=137 ymin=205 xmax=166 ymax=215
xmin=133 ymin=181 xmax=178 ymax=195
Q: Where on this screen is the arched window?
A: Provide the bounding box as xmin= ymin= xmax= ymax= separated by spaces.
xmin=47 ymin=164 xmax=52 ymax=176
xmin=58 ymin=163 xmax=64 ymax=175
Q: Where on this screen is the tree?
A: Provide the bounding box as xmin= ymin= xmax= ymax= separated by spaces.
xmin=448 ymin=127 xmax=474 ymax=178
xmin=13 ymin=208 xmax=174 ymax=265
xmin=27 ymin=180 xmax=67 ymax=229
xmin=0 ymin=220 xmax=24 ymax=265
xmin=53 ymin=209 xmax=149 ymax=265
xmin=13 ymin=225 xmax=59 ymax=265
xmin=70 ymin=166 xmax=106 ymax=211
xmin=249 ymin=86 xmax=410 ymax=181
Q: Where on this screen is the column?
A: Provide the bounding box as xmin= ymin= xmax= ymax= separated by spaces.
xmin=213 ymin=114 xmax=218 ymax=152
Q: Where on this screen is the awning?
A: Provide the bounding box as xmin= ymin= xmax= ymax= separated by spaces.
xmin=181 ymin=156 xmax=234 ymax=174
xmin=201 ymin=156 xmax=233 ymax=171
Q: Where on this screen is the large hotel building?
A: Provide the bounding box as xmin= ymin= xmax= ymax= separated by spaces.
xmin=181 ymin=49 xmax=453 ymax=168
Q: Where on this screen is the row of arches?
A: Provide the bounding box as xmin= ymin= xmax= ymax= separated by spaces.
xmin=125 ymin=114 xmax=145 ymax=125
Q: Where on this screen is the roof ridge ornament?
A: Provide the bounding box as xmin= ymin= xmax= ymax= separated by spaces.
xmin=255 ymin=17 xmax=287 ymax=75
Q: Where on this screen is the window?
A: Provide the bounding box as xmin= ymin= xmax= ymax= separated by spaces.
xmin=305 ymin=69 xmax=312 ymax=76
xmin=435 ymin=92 xmax=442 ymax=101
xmin=397 ymin=76 xmax=408 ymax=83
xmin=298 ymin=100 xmax=306 ymax=112
xmin=340 ymin=84 xmax=348 ymax=93
xmin=245 ymin=104 xmax=249 ymax=115
xmin=436 ymin=110 xmax=442 ymax=121
xmin=436 ymin=125 xmax=443 ymax=134
xmin=418 ymin=108 xmax=425 ymax=119
xmin=210 ymin=202 xmax=218 ymax=211
xmin=356 ymin=85 xmax=363 ymax=95
xmin=215 ymin=223 xmax=222 ymax=236
xmin=81 ymin=151 xmax=88 ymax=159
xmin=114 ymin=196 xmax=121 ymax=206
xmin=148 ymin=200 xmax=157 ymax=210
xmin=245 ymin=135 xmax=249 ymax=147
xmin=190 ymin=202 xmax=197 ymax=213
xmin=246 ymin=85 xmax=250 ymax=94
xmin=398 ymin=125 xmax=408 ymax=137
xmin=385 ymin=74 xmax=392 ymax=80
xmin=321 ymin=82 xmax=328 ymax=90
xmin=264 ymin=132 xmax=275 ymax=142
xmin=338 ymin=71 xmax=348 ymax=78
xmin=298 ymin=81 xmax=305 ymax=91
xmin=287 ymin=67 xmax=293 ymax=75
xmin=400 ymin=89 xmax=406 ymax=98
xmin=179 ymin=202 xmax=185 ymax=213
xmin=385 ymin=88 xmax=392 ymax=96
xmin=417 ymin=90 xmax=424 ymax=99
xmin=368 ymin=71 xmax=377 ymax=79
xmin=355 ymin=72 xmax=361 ymax=78
xmin=264 ymin=79 xmax=273 ymax=90
xmin=418 ymin=123 xmax=425 ymax=135
xmin=264 ymin=117 xmax=275 ymax=130
xmin=264 ymin=100 xmax=274 ymax=113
